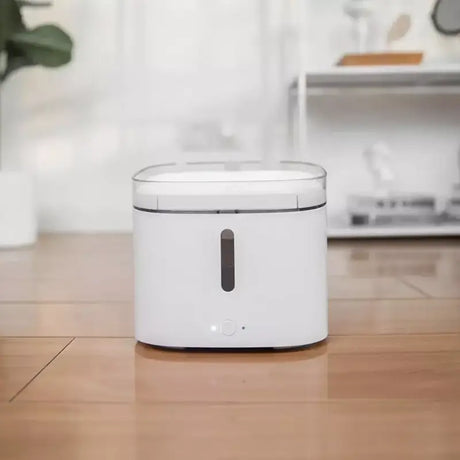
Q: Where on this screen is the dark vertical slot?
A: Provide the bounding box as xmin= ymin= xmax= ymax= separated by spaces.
xmin=221 ymin=229 xmax=235 ymax=292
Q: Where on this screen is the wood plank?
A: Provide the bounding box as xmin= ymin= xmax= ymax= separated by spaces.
xmin=403 ymin=276 xmax=460 ymax=298
xmin=1 ymin=401 xmax=459 ymax=460
xmin=328 ymin=276 xmax=424 ymax=299
xmin=0 ymin=234 xmax=133 ymax=302
xmin=0 ymin=276 xmax=425 ymax=303
xmin=330 ymin=333 xmax=460 ymax=353
xmin=327 ymin=239 xmax=460 ymax=278
xmin=15 ymin=337 xmax=460 ymax=403
xmin=337 ymin=52 xmax=424 ymax=66
xmin=0 ymin=278 xmax=133 ymax=303
xmin=0 ymin=235 xmax=459 ymax=459
xmin=0 ymin=303 xmax=133 ymax=337
xmin=1 ymin=298 xmax=457 ymax=338
xmin=0 ymin=338 xmax=71 ymax=401
xmin=0 ymin=234 xmax=133 ymax=280
xmin=329 ymin=298 xmax=460 ymax=335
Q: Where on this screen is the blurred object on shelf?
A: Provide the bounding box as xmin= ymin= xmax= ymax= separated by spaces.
xmin=347 ymin=142 xmax=439 ymax=227
xmin=340 ymin=2 xmax=424 ymax=66
xmin=431 ymin=0 xmax=460 ymax=36
xmin=348 ymin=194 xmax=439 ymax=226
xmin=387 ymin=14 xmax=412 ymax=48
xmin=347 ymin=142 xmax=460 ymax=225
xmin=444 ymin=147 xmax=460 ymax=221
xmin=426 ymin=0 xmax=460 ymax=65
xmin=338 ymin=51 xmax=423 ymax=66
xmin=343 ymin=0 xmax=377 ymax=54
xmin=445 ymin=186 xmax=460 ymax=221
xmin=363 ymin=142 xmax=395 ymax=197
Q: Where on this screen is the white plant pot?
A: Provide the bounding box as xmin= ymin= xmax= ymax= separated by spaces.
xmin=0 ymin=172 xmax=37 ymax=248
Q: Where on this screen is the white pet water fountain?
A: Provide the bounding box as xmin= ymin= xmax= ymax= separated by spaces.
xmin=132 ymin=1 xmax=328 ymax=349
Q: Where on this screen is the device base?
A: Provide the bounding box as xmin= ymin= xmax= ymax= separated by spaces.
xmin=136 ymin=336 xmax=328 ymax=352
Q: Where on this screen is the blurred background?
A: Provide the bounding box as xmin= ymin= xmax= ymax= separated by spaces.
xmin=2 ymin=0 xmax=460 ymax=237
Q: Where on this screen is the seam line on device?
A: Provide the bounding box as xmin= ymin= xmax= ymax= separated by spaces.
xmin=133 ymin=202 xmax=326 ymax=214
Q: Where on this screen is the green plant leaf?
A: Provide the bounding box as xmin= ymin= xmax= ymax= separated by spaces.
xmin=1 ymin=44 xmax=34 ymax=82
xmin=10 ymin=24 xmax=73 ymax=67
xmin=15 ymin=1 xmax=53 ymax=7
xmin=0 ymin=0 xmax=25 ymax=51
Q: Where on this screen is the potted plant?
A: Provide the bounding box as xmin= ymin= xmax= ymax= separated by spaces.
xmin=0 ymin=0 xmax=72 ymax=247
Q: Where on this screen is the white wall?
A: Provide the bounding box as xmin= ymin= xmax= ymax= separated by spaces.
xmin=2 ymin=0 xmax=460 ymax=231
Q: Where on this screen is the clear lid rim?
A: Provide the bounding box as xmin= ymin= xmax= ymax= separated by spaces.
xmin=132 ymin=160 xmax=327 ymax=184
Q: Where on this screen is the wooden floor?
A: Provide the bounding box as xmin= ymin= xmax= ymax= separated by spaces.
xmin=0 ymin=235 xmax=459 ymax=459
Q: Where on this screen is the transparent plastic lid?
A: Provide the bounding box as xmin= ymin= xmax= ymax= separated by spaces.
xmin=133 ymin=160 xmax=326 ymax=212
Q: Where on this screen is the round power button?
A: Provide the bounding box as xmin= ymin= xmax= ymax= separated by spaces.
xmin=222 ymin=319 xmax=236 ymax=336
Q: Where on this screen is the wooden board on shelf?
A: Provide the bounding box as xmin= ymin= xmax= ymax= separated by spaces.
xmin=338 ymin=52 xmax=424 ymax=67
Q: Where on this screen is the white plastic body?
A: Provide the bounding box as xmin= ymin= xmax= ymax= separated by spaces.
xmin=134 ymin=206 xmax=328 ymax=348
xmin=0 ymin=172 xmax=37 ymax=248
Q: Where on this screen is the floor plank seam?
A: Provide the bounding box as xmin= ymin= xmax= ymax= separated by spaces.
xmin=398 ymin=277 xmax=432 ymax=298
xmin=329 ymin=332 xmax=460 ymax=337
xmin=8 ymin=337 xmax=76 ymax=403
xmin=0 ymin=335 xmax=94 ymax=339
xmin=330 ymin=297 xmax=431 ymax=301
xmin=7 ymin=399 xmax=460 ymax=406
xmin=0 ymin=301 xmax=132 ymax=305
xmin=0 ymin=336 xmax=117 ymax=339
xmin=3 ymin=296 xmax=460 ymax=304
xmin=2 ymin=333 xmax=459 ymax=339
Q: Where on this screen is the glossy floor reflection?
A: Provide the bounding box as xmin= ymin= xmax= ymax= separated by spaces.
xmin=0 ymin=235 xmax=459 ymax=459
xmin=14 ymin=336 xmax=460 ymax=404
xmin=2 ymin=401 xmax=458 ymax=460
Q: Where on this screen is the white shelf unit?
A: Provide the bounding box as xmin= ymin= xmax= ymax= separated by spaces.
xmin=328 ymin=224 xmax=460 ymax=239
xmin=306 ymin=65 xmax=460 ymax=95
xmin=302 ymin=65 xmax=460 ymax=238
